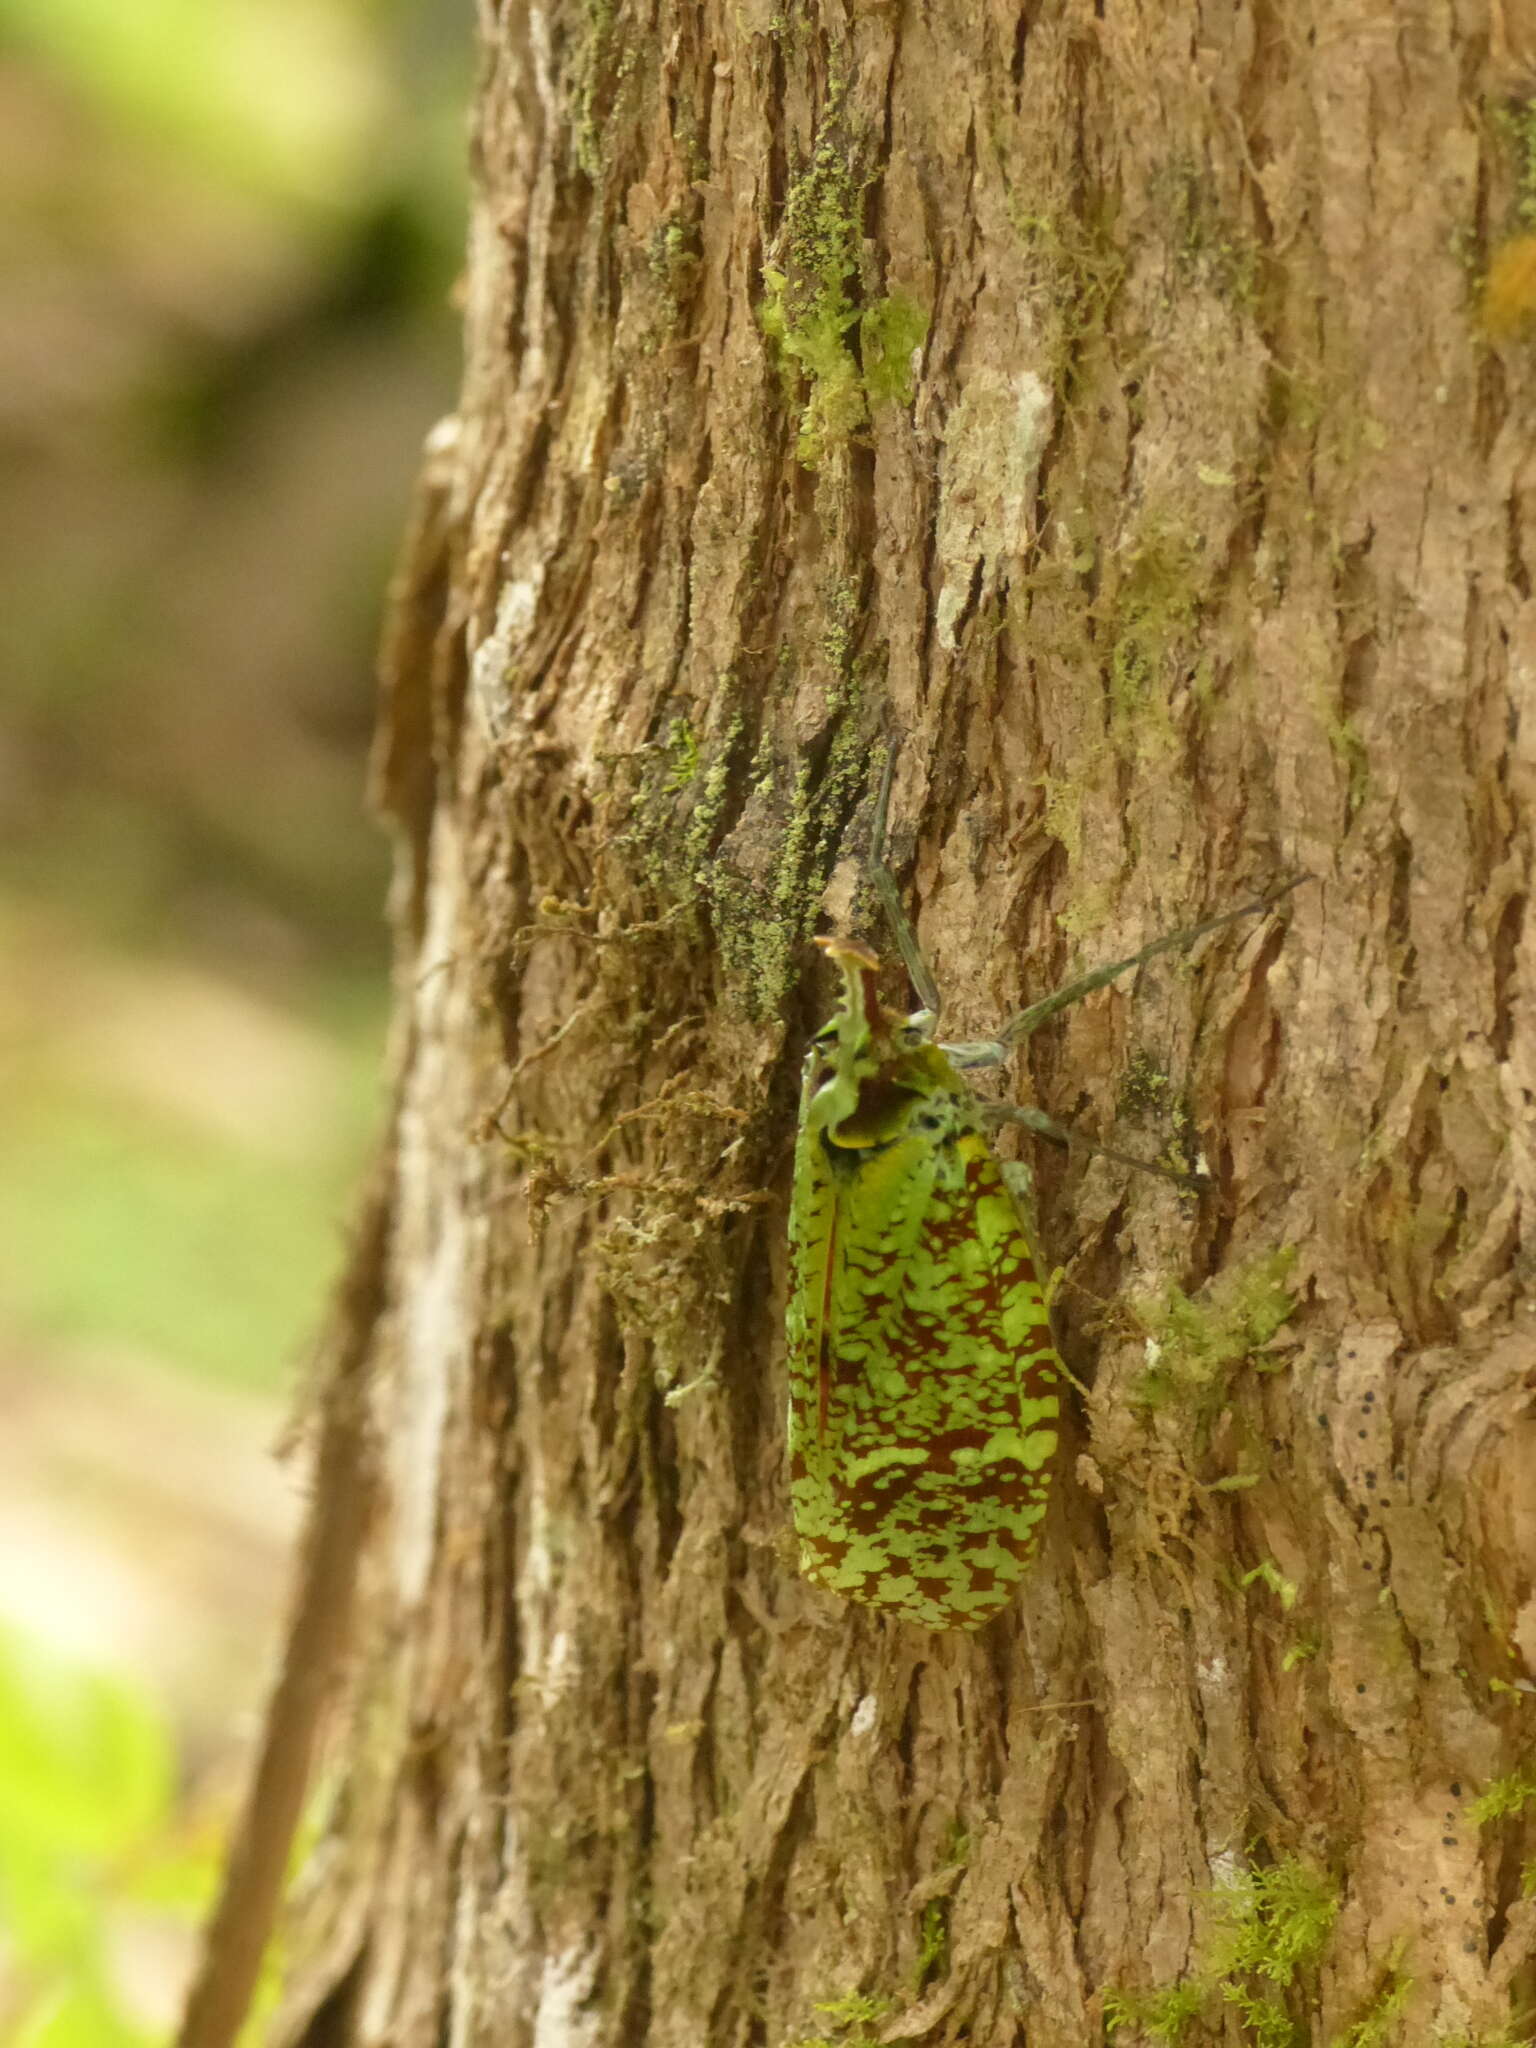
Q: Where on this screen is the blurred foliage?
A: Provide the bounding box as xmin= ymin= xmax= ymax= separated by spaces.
xmin=0 ymin=4 xmax=468 ymax=2031
xmin=0 ymin=0 xmax=468 ymax=1391
xmin=0 ymin=899 xmax=386 ymax=1389
xmin=0 ymin=1621 xmax=270 ymax=2045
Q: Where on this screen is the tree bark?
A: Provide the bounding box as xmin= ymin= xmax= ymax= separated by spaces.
xmin=194 ymin=3 xmax=1536 ymax=2044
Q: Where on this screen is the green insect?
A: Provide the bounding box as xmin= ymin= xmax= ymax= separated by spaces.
xmin=786 ymin=768 xmax=1299 ymax=1630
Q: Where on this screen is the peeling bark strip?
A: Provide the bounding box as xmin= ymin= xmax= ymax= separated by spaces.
xmin=206 ymin=3 xmax=1536 ymax=2046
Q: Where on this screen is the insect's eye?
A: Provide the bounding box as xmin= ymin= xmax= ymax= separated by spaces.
xmin=896 ymin=1024 xmax=925 ymax=1047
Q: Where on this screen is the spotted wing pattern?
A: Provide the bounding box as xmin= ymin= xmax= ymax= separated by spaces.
xmin=787 ymin=1032 xmax=1061 ymax=1631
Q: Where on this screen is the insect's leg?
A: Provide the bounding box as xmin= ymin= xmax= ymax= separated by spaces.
xmin=867 ymin=745 xmax=942 ymax=1019
xmin=996 ymin=875 xmax=1310 ymax=1047
xmin=980 ymin=1101 xmax=1206 ymax=1191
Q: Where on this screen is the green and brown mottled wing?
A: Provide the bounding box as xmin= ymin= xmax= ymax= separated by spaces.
xmin=787 ymin=1045 xmax=1062 ymax=1631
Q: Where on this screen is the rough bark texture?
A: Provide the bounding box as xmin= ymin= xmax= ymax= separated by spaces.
xmin=243 ymin=3 xmax=1536 ymax=2044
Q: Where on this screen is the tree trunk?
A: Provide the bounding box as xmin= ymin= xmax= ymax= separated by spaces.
xmin=188 ymin=4 xmax=1536 ymax=2045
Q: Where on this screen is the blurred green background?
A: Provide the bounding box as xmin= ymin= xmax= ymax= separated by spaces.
xmin=0 ymin=0 xmax=467 ymax=2036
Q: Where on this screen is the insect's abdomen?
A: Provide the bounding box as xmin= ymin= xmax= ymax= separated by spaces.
xmin=788 ymin=1131 xmax=1061 ymax=1631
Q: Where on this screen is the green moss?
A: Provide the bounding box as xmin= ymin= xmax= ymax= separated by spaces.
xmin=1104 ymin=1981 xmax=1207 ymax=2041
xmin=1326 ymin=711 xmax=1370 ymax=815
xmin=820 ymin=576 xmax=860 ymax=676
xmin=1118 ymin=1049 xmax=1174 ymax=1118
xmin=716 ymin=737 xmax=872 ymax=1024
xmin=758 ymin=119 xmax=865 ymax=465
xmin=758 ymin=112 xmax=927 ymax=464
xmin=1114 ymin=1048 xmax=1202 ymax=1180
xmin=623 ymin=709 xmax=744 ymax=904
xmin=1102 ymin=523 xmax=1202 ymax=760
xmin=860 ymin=292 xmax=929 ymax=406
xmin=1492 ymin=98 xmax=1536 ymax=228
xmin=572 ymin=0 xmax=619 ymax=179
xmin=705 ymin=724 xmax=873 ymax=1018
xmin=783 ymin=1989 xmax=894 ymax=2048
xmin=1005 ymin=200 xmax=1126 ymax=400
xmin=648 ymin=212 xmax=702 ymax=323
xmin=1241 ymin=1559 xmax=1298 ymax=1613
xmin=914 ymin=1898 xmax=948 ymax=1988
xmin=1331 ymin=1959 xmax=1412 ymax=2048
xmin=911 ymin=1823 xmax=968 ymax=1991
xmin=1151 ymin=161 xmax=1260 ymax=306
xmin=1103 ymin=1857 xmax=1338 ymax=2047
xmin=1130 ymin=1248 xmax=1299 ymax=1418
xmin=1469 ymin=1766 xmax=1536 ymax=1826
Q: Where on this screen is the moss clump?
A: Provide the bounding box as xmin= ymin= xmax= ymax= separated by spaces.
xmin=759 ymin=120 xmax=865 ymax=465
xmin=1151 ymin=161 xmax=1260 ymax=306
xmin=709 ymin=724 xmax=870 ymax=1018
xmin=759 ymin=113 xmax=927 ymax=464
xmin=1006 ymin=199 xmax=1126 ymax=401
xmin=783 ymin=1989 xmax=893 ymax=2048
xmin=1493 ymin=98 xmax=1536 ymax=228
xmin=648 ymin=212 xmax=702 ymax=324
xmin=860 ymin=291 xmax=929 ymax=406
xmin=1333 ymin=1958 xmax=1413 ymax=2048
xmin=625 ymin=709 xmax=874 ymax=1019
xmin=1131 ymin=1248 xmax=1299 ymax=1419
xmin=622 ymin=710 xmax=744 ymax=906
xmin=1103 ymin=1980 xmax=1207 ymax=2043
xmin=1468 ymin=1766 xmax=1536 ymax=1826
xmin=1104 ymin=1857 xmax=1338 ymax=2047
xmin=1102 ymin=523 xmax=1202 ymax=760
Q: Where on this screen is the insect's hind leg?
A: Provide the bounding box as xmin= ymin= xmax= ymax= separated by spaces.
xmin=867 ymin=747 xmax=942 ymax=1019
xmin=980 ymin=1101 xmax=1205 ymax=1191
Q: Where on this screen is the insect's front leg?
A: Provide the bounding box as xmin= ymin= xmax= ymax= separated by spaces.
xmin=995 ymin=877 xmax=1309 ymax=1047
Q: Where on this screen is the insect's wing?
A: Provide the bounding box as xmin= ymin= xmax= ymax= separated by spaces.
xmin=786 ymin=1112 xmax=940 ymax=1452
xmin=789 ymin=1100 xmax=1061 ymax=1631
